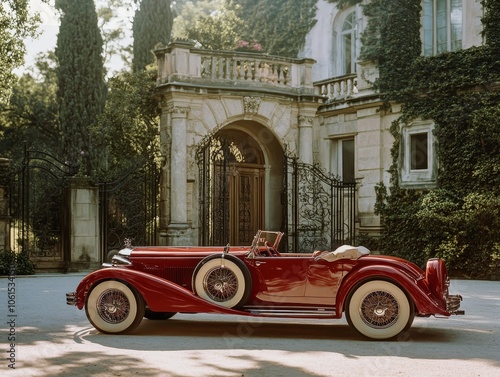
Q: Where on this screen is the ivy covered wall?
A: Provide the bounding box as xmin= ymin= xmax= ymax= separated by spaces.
xmin=332 ymin=0 xmax=500 ymax=278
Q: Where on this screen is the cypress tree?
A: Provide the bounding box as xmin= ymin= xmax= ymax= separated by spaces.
xmin=132 ymin=0 xmax=174 ymax=72
xmin=55 ymin=0 xmax=106 ymax=175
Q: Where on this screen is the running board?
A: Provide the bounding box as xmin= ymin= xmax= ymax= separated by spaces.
xmin=245 ymin=308 xmax=337 ymax=318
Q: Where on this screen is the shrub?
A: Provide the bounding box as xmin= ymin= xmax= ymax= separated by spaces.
xmin=0 ymin=250 xmax=35 ymax=275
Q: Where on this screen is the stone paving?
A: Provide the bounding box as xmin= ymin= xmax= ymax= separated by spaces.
xmin=1 ymin=274 xmax=499 ymax=376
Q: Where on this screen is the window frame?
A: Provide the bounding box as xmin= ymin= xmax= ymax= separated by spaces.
xmin=330 ymin=136 xmax=356 ymax=182
xmin=422 ymin=0 xmax=463 ymax=56
xmin=341 ymin=12 xmax=357 ymax=75
xmin=333 ymin=8 xmax=358 ymax=76
xmin=400 ymin=121 xmax=437 ymax=188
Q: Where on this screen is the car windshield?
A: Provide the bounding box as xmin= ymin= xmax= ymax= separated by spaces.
xmin=247 ymin=230 xmax=283 ymax=258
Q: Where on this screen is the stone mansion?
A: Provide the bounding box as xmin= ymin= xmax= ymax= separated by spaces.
xmin=154 ymin=0 xmax=484 ymax=249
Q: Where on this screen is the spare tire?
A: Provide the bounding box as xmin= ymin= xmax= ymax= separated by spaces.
xmin=193 ymin=254 xmax=252 ymax=309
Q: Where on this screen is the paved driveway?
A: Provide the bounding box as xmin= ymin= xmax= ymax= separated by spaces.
xmin=1 ymin=274 xmax=499 ymax=376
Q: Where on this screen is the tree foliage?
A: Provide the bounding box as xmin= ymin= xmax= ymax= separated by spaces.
xmin=94 ymin=68 xmax=160 ymax=180
xmin=184 ymin=1 xmax=244 ymax=51
xmin=172 ymin=0 xmax=224 ymax=40
xmin=0 ymin=53 xmax=60 ymax=163
xmin=55 ymin=0 xmax=107 ymax=175
xmin=0 ymin=0 xmax=42 ymax=104
xmin=132 ymin=0 xmax=174 ymax=72
xmin=229 ymin=0 xmax=318 ymax=57
xmin=97 ymin=0 xmax=135 ymax=74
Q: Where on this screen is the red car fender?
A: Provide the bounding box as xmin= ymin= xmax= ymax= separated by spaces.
xmin=74 ymin=268 xmax=243 ymax=315
xmin=335 ymin=265 xmax=449 ymax=316
xmin=425 ymin=258 xmax=448 ymax=300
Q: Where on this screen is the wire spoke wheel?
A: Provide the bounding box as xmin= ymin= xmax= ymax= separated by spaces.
xmin=97 ymin=289 xmax=131 ymax=324
xmin=346 ymin=280 xmax=415 ymax=340
xmin=85 ymin=280 xmax=145 ymax=334
xmin=204 ymin=266 xmax=239 ymax=302
xmin=193 ymin=254 xmax=252 ymax=308
xmin=359 ymin=290 xmax=399 ymax=329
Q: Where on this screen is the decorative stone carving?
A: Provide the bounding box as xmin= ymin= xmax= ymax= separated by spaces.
xmin=243 ymin=97 xmax=261 ymax=114
xmin=298 ymin=115 xmax=314 ymax=127
xmin=171 ymin=106 xmax=190 ymax=116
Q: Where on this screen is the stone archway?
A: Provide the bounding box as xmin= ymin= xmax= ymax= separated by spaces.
xmin=197 ymin=123 xmax=283 ymax=246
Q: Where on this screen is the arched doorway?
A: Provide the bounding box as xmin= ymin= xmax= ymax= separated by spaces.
xmin=197 ymin=127 xmax=275 ymax=246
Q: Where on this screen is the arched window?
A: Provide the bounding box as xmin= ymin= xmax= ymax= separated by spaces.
xmin=341 ymin=12 xmax=357 ymax=75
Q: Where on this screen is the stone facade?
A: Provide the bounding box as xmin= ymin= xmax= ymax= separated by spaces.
xmin=155 ymin=1 xmax=485 ymax=246
xmin=155 ymin=41 xmax=321 ymax=245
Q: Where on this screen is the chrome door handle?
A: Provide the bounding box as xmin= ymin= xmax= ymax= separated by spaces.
xmin=255 ymin=261 xmax=266 ymax=266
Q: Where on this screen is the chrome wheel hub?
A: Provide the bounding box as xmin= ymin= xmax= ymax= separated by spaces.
xmin=204 ymin=267 xmax=238 ymax=302
xmin=360 ymin=290 xmax=399 ymax=329
xmin=97 ymin=289 xmax=130 ymax=324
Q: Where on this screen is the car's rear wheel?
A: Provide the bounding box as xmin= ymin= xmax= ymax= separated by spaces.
xmin=85 ymin=280 xmax=145 ymax=334
xmin=144 ymin=309 xmax=176 ymax=320
xmin=193 ymin=254 xmax=252 ymax=309
xmin=346 ymin=280 xmax=415 ymax=340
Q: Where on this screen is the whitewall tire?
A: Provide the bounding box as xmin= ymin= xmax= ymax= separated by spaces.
xmin=85 ymin=280 xmax=145 ymax=334
xmin=193 ymin=255 xmax=252 ymax=309
xmin=346 ymin=280 xmax=415 ymax=340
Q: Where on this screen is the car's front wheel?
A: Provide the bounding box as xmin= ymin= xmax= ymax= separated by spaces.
xmin=346 ymin=280 xmax=415 ymax=340
xmin=85 ymin=280 xmax=145 ymax=334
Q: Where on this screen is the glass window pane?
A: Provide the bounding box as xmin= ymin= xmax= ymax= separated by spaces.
xmin=436 ymin=0 xmax=447 ymax=54
xmin=343 ymin=13 xmax=354 ymax=31
xmin=342 ymin=139 xmax=355 ymax=182
xmin=341 ymin=12 xmax=356 ymax=75
xmin=423 ymin=0 xmax=434 ymax=56
xmin=450 ymin=0 xmax=462 ymax=51
xmin=422 ymin=0 xmax=462 ymax=56
xmin=343 ymin=34 xmax=352 ymax=74
xmin=410 ymin=133 xmax=428 ymax=170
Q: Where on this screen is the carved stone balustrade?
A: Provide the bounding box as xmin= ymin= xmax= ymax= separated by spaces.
xmin=314 ymin=74 xmax=358 ymax=102
xmin=155 ymin=40 xmax=317 ymax=96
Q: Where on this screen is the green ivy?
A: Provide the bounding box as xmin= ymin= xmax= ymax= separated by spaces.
xmin=331 ymin=0 xmax=500 ymax=279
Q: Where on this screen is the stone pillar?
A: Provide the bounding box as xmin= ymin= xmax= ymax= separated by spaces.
xmin=298 ymin=115 xmax=314 ymax=164
xmin=66 ymin=178 xmax=100 ymax=271
xmin=0 ymin=158 xmax=11 ymax=251
xmin=167 ymin=106 xmax=192 ymax=245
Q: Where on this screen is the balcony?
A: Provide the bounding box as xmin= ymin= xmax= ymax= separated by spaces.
xmin=314 ymin=74 xmax=358 ymax=103
xmin=155 ymin=41 xmax=317 ymax=97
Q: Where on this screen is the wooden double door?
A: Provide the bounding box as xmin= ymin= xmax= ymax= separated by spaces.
xmin=227 ymin=165 xmax=265 ymax=245
xmin=199 ymin=130 xmax=266 ymax=246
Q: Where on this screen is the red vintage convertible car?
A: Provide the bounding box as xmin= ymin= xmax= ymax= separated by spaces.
xmin=66 ymin=230 xmax=464 ymax=340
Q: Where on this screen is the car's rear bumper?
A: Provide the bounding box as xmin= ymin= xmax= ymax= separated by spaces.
xmin=447 ymin=294 xmax=464 ymax=315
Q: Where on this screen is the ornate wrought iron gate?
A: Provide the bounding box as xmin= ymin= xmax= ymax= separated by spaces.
xmin=98 ymin=161 xmax=159 ymax=261
xmin=197 ymin=136 xmax=233 ymax=246
xmin=197 ymin=133 xmax=356 ymax=250
xmin=197 ymin=133 xmax=266 ymax=246
xmin=5 ymin=149 xmax=77 ymax=265
xmin=282 ymin=155 xmax=356 ymax=253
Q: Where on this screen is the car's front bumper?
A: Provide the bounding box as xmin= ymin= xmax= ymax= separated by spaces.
xmin=66 ymin=291 xmax=77 ymax=306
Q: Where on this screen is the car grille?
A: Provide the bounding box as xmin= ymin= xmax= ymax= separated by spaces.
xmin=142 ymin=266 xmax=195 ymax=288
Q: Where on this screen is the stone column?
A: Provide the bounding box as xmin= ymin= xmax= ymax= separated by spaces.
xmin=298 ymin=115 xmax=314 ymax=164
xmin=167 ymin=106 xmax=192 ymax=245
xmin=66 ymin=178 xmax=100 ymax=271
